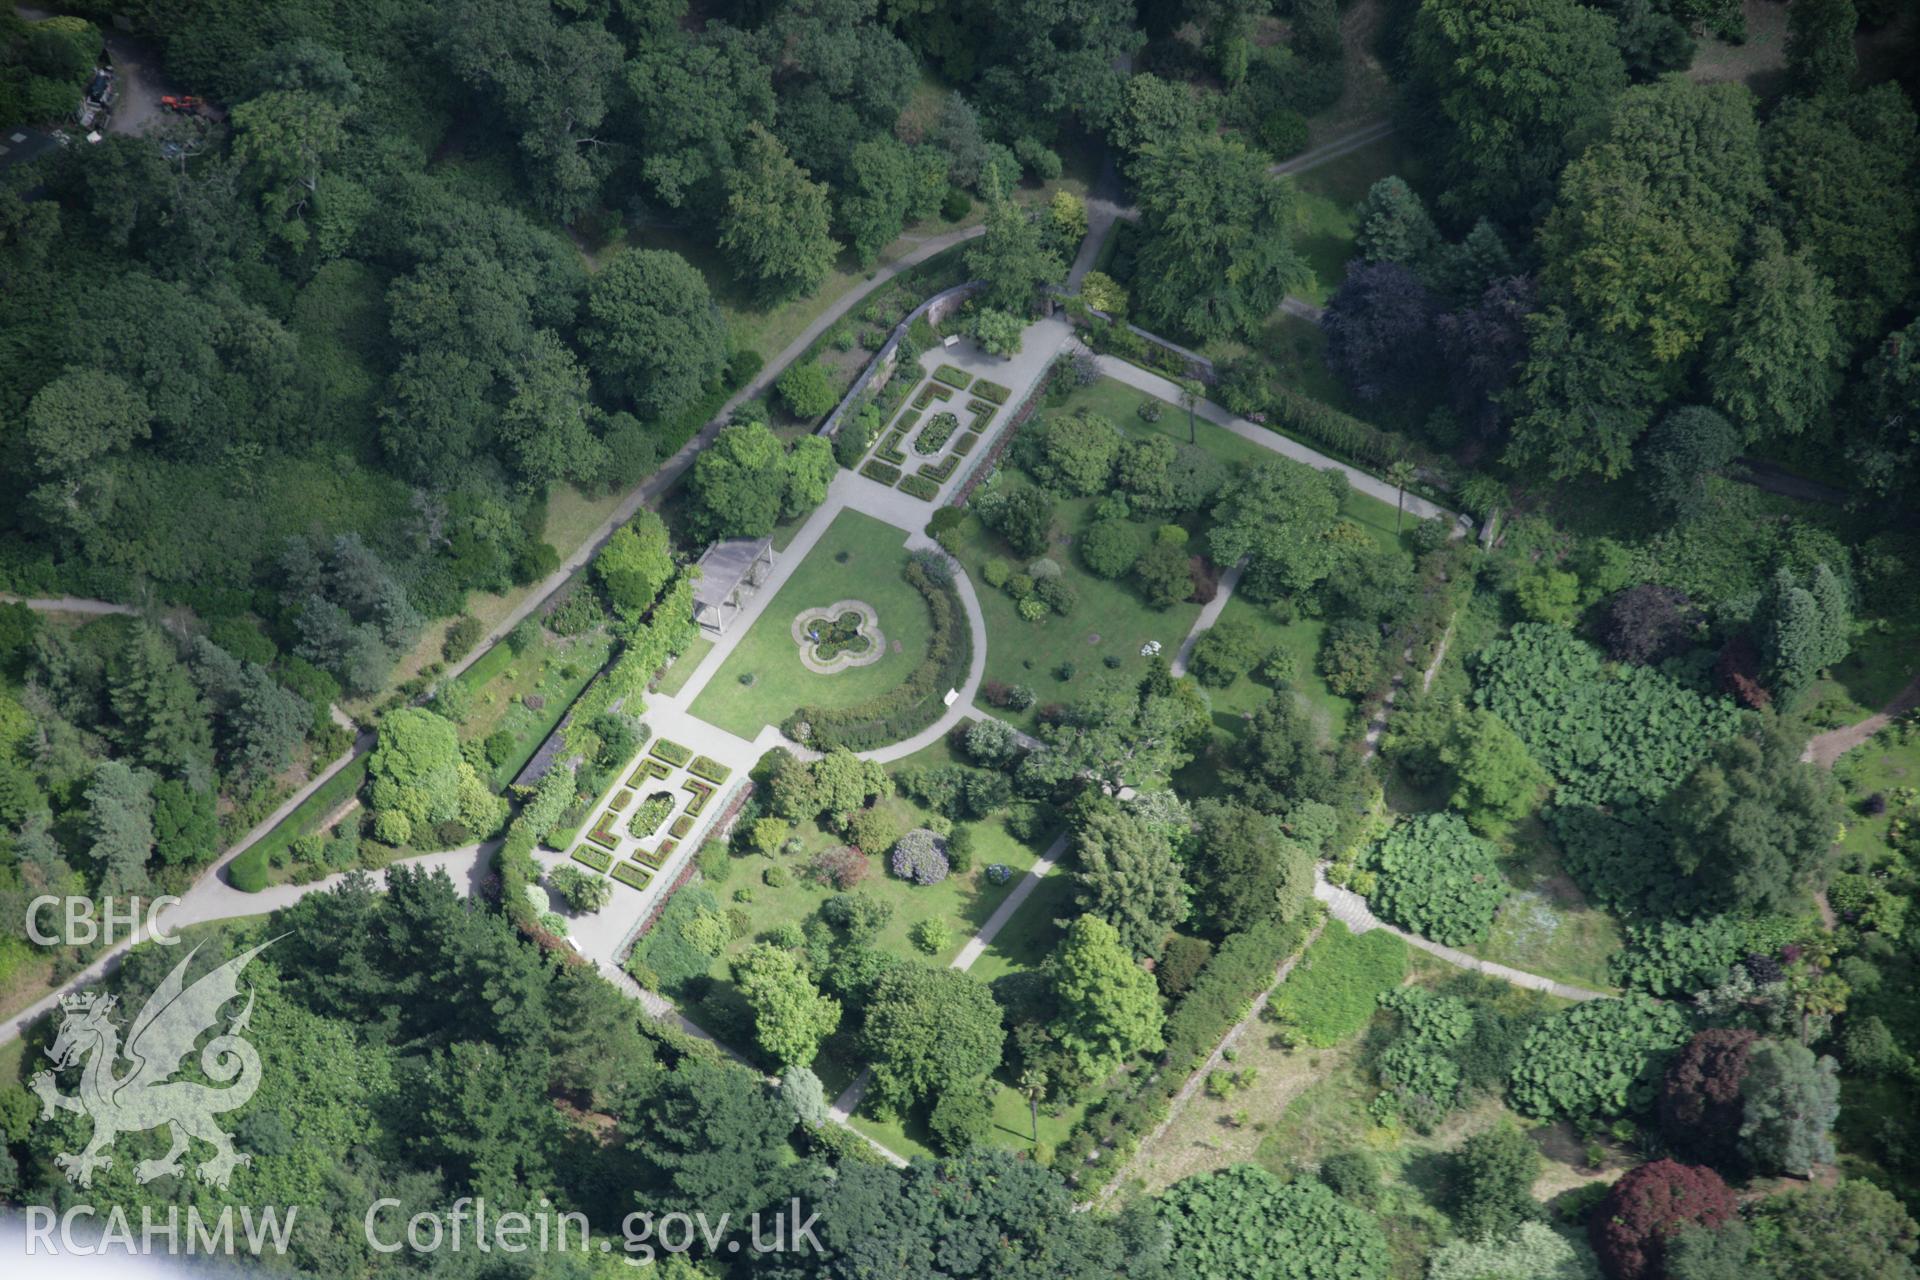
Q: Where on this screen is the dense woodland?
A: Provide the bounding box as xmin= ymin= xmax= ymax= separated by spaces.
xmin=2 ymin=0 xmax=1920 ymax=1279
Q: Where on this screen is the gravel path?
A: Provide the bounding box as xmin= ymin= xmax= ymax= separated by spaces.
xmin=1802 ymin=672 xmax=1920 ymax=768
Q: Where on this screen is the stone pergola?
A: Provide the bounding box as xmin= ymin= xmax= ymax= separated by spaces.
xmin=691 ymin=536 xmax=776 ymax=635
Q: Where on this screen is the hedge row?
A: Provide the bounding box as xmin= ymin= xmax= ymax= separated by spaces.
xmin=861 ymin=460 xmax=902 ymax=485
xmin=687 ymin=755 xmax=732 ymax=784
xmin=899 ymin=474 xmax=940 ymax=501
xmin=651 ymin=738 xmax=693 ymax=767
xmin=498 ymin=764 xmax=584 ymax=936
xmin=933 ymin=364 xmax=973 ymax=389
xmin=1055 ymin=912 xmax=1314 ymax=1188
xmin=784 ymin=558 xmax=969 ymax=751
xmin=973 ymin=380 xmax=1012 ymax=404
xmin=1264 ymin=384 xmax=1421 ymax=474
xmin=562 ymin=575 xmax=696 ymax=753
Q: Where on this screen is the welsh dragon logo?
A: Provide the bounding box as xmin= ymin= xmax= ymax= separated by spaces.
xmin=31 ymin=941 xmax=272 ymax=1190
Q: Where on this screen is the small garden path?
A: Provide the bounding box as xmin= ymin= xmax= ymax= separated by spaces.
xmin=1313 ymin=869 xmax=1608 ymax=1002
xmin=1802 ymin=671 xmax=1920 ymax=768
xmin=1096 ymin=919 xmax=1328 ymax=1206
xmin=827 ymin=826 xmax=1068 ymax=1142
xmin=1168 ymin=560 xmax=1247 ymax=678
xmin=1092 ymin=356 xmax=1459 ymax=524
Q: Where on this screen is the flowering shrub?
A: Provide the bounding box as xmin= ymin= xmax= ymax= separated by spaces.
xmin=808 ymin=846 xmax=869 ymax=890
xmin=890 ymin=828 xmax=950 ymax=885
xmin=985 ymin=863 xmax=1013 ymax=885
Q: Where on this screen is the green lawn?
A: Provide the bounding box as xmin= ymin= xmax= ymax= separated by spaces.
xmin=1458 ymin=816 xmax=1624 ymax=994
xmin=690 ymin=512 xmax=934 ymax=739
xmin=958 ymin=376 xmax=1412 ymax=734
xmin=955 ymin=495 xmax=1203 ymax=734
xmin=1282 ymin=134 xmax=1421 ymax=306
xmin=653 ymin=635 xmax=714 ymax=697
xmin=1201 ymin=594 xmax=1350 ymax=743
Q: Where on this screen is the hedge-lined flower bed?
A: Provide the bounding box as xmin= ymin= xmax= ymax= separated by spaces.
xmin=669 ymin=814 xmax=694 ymax=839
xmin=953 ymin=433 xmax=978 ymax=457
xmin=861 ymin=460 xmax=902 ymax=485
xmin=655 ymin=838 xmax=678 ymax=861
xmin=682 ymin=778 xmax=715 ymax=815
xmin=650 ymin=739 xmax=693 ymax=767
xmin=917 ymin=455 xmax=959 ymax=482
xmin=572 ymin=846 xmax=614 ymax=872
xmin=932 ymin=364 xmax=972 ymax=389
xmin=785 ymin=556 xmax=970 ymax=750
xmin=609 ymin=789 xmax=634 ymax=811
xmin=587 ymin=810 xmax=621 ymax=849
xmin=612 ymin=860 xmax=653 ymax=890
xmin=973 ymin=379 xmax=1011 ymax=404
xmin=914 ymin=411 xmax=960 ymax=454
xmin=966 ymin=401 xmax=994 ymax=432
xmin=634 ymin=842 xmax=665 ymax=868
xmin=627 ymin=791 xmax=675 ymax=839
xmin=687 ymin=755 xmax=732 ymax=784
xmin=912 ymin=381 xmax=954 ymax=410
xmin=877 ymin=430 xmax=907 ymax=464
xmin=898 ymin=474 xmax=940 ymax=500
xmin=629 ymin=757 xmax=671 ymax=784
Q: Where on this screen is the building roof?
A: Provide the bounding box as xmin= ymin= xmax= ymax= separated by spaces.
xmin=691 ymin=536 xmax=773 ymax=614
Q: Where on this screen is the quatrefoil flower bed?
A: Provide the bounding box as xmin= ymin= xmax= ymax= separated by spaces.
xmin=791 ymin=601 xmax=885 ymax=673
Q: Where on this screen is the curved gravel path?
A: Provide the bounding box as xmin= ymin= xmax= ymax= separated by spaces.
xmin=1802 ymin=672 xmax=1920 ymax=768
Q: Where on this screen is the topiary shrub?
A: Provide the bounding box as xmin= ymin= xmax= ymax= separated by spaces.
xmin=890 ymin=828 xmax=950 ymax=885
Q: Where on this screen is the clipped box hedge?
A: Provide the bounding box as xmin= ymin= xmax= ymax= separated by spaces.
xmin=650 ymin=739 xmax=693 ymax=767
xmin=861 ymin=460 xmax=902 ymax=485
xmin=973 ymin=379 xmax=1012 ymax=404
xmin=912 ymin=381 xmax=954 ymax=410
xmin=687 ymin=755 xmax=732 ymax=784
xmin=628 ymin=758 xmax=670 ymax=784
xmin=586 ymin=811 xmax=621 ymax=849
xmin=681 ymin=778 xmax=715 ymax=815
xmin=612 ymin=861 xmax=653 ymax=890
xmin=571 ymin=846 xmax=614 ymax=872
xmin=932 ymin=364 xmax=972 ymax=389
xmin=898 ymin=474 xmax=940 ymax=500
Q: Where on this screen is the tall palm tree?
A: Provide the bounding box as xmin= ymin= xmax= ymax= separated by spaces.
xmin=1018 ymin=1069 xmax=1048 ymax=1144
xmin=1386 ymin=459 xmax=1418 ymax=533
